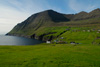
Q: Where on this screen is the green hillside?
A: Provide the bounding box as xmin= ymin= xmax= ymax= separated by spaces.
xmin=0 ymin=44 xmax=100 ymax=67
xmin=7 ymin=9 xmax=100 ymax=44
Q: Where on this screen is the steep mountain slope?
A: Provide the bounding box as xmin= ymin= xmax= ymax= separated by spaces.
xmin=7 ymin=8 xmax=100 ymax=41
xmin=8 ymin=10 xmax=70 ymax=35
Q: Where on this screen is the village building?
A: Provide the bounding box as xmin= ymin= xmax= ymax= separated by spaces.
xmin=98 ymin=30 xmax=100 ymax=32
xmin=66 ymin=29 xmax=70 ymax=31
xmin=58 ymin=41 xmax=67 ymax=44
xmin=70 ymin=42 xmax=76 ymax=44
xmin=97 ymin=32 xmax=100 ymax=33
xmin=54 ymin=40 xmax=58 ymax=43
xmin=91 ymin=29 xmax=95 ymax=31
xmin=46 ymin=41 xmax=51 ymax=44
xmin=83 ymin=30 xmax=85 ymax=32
xmin=87 ymin=30 xmax=91 ymax=32
xmin=61 ymin=37 xmax=64 ymax=39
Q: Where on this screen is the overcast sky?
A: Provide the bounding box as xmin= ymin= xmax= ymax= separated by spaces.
xmin=0 ymin=0 xmax=100 ymax=34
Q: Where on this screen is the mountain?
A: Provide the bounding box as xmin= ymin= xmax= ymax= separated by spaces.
xmin=64 ymin=8 xmax=100 ymax=20
xmin=7 ymin=8 xmax=100 ymax=41
xmin=9 ymin=10 xmax=70 ymax=32
xmin=72 ymin=11 xmax=88 ymax=20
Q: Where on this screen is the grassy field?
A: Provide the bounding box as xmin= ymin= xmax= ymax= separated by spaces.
xmin=8 ymin=17 xmax=100 ymax=44
xmin=9 ymin=17 xmax=100 ymax=36
xmin=34 ymin=26 xmax=100 ymax=44
xmin=0 ymin=44 xmax=100 ymax=67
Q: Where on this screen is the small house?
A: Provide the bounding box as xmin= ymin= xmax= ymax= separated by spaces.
xmin=54 ymin=40 xmax=58 ymax=43
xmin=61 ymin=37 xmax=64 ymax=39
xmin=97 ymin=32 xmax=100 ymax=33
xmin=46 ymin=41 xmax=51 ymax=44
xmin=70 ymin=42 xmax=76 ymax=44
xmin=83 ymin=30 xmax=85 ymax=32
xmin=91 ymin=29 xmax=95 ymax=31
xmin=58 ymin=41 xmax=67 ymax=44
xmin=87 ymin=30 xmax=90 ymax=32
xmin=98 ymin=30 xmax=100 ymax=32
xmin=66 ymin=29 xmax=70 ymax=31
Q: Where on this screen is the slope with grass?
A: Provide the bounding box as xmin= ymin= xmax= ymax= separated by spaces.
xmin=7 ymin=8 xmax=100 ymax=43
xmin=0 ymin=44 xmax=100 ymax=67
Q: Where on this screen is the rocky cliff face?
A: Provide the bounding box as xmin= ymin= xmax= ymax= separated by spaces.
xmin=7 ymin=8 xmax=100 ymax=41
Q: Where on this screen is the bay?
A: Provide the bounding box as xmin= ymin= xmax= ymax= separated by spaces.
xmin=0 ymin=35 xmax=44 ymax=45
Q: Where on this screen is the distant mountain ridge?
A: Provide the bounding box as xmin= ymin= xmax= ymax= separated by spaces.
xmin=71 ymin=8 xmax=100 ymax=20
xmin=7 ymin=8 xmax=100 ymax=41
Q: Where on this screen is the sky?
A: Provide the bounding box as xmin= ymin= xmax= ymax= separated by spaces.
xmin=0 ymin=0 xmax=100 ymax=34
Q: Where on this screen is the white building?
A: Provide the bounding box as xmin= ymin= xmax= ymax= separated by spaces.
xmin=98 ymin=30 xmax=100 ymax=32
xmin=46 ymin=41 xmax=51 ymax=44
xmin=87 ymin=30 xmax=90 ymax=32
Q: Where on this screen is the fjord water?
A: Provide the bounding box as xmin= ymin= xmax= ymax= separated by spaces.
xmin=0 ymin=35 xmax=44 ymax=45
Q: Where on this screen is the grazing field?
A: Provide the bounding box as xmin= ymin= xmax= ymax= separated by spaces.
xmin=0 ymin=44 xmax=100 ymax=67
xmin=35 ymin=26 xmax=100 ymax=44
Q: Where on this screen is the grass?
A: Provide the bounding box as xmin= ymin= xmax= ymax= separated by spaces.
xmin=34 ymin=26 xmax=68 ymax=36
xmin=8 ymin=25 xmax=100 ymax=45
xmin=8 ymin=17 xmax=100 ymax=45
xmin=38 ymin=26 xmax=100 ymax=44
xmin=58 ymin=31 xmax=97 ymax=44
xmin=9 ymin=25 xmax=100 ymax=44
xmin=9 ymin=17 xmax=100 ymax=35
xmin=0 ymin=44 xmax=100 ymax=67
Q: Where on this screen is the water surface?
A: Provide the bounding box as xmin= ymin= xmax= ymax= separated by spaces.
xmin=0 ymin=35 xmax=44 ymax=45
